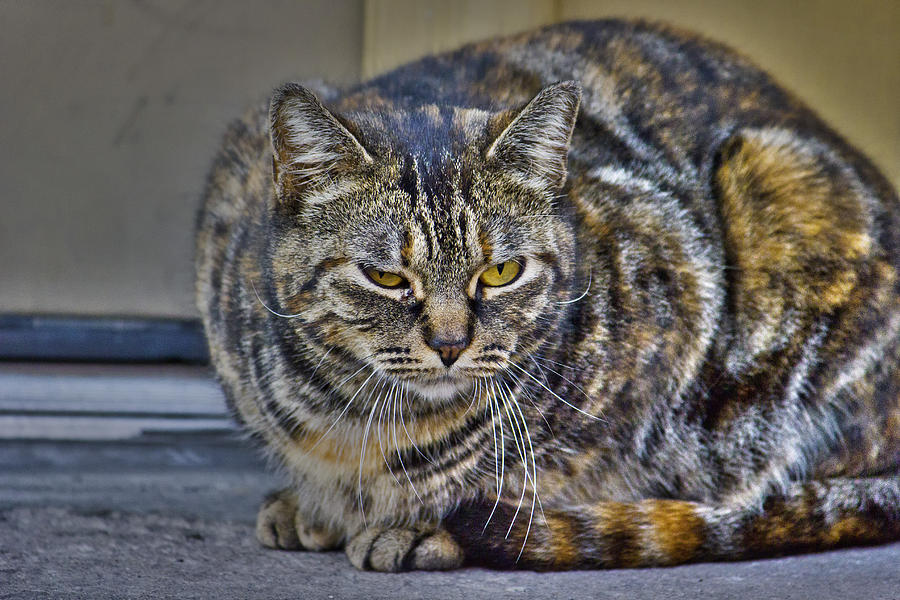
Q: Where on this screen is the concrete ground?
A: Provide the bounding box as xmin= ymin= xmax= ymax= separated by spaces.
xmin=2 ymin=438 xmax=899 ymax=600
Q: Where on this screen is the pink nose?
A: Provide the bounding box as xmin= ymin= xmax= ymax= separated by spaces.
xmin=427 ymin=336 xmax=469 ymax=367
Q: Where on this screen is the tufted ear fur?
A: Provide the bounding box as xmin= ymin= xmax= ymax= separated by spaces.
xmin=269 ymin=83 xmax=372 ymax=201
xmin=486 ymin=81 xmax=582 ymax=190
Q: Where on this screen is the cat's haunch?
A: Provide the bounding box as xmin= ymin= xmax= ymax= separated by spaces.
xmin=195 ymin=19 xmax=900 ymax=571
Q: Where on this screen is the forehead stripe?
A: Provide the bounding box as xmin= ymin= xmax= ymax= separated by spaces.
xmin=412 ymin=157 xmax=440 ymax=262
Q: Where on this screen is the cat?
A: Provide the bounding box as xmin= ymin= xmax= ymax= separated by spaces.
xmin=194 ymin=19 xmax=900 ymax=571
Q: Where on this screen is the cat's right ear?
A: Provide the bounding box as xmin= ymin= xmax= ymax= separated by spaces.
xmin=269 ymin=83 xmax=372 ymax=201
xmin=486 ymin=81 xmax=581 ymax=191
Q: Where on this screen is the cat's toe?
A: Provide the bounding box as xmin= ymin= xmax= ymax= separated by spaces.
xmin=407 ymin=529 xmax=464 ymax=570
xmin=256 ymin=490 xmax=301 ymax=550
xmin=255 ymin=489 xmax=342 ymax=551
xmin=295 ymin=519 xmax=341 ymax=551
xmin=346 ymin=527 xmax=463 ymax=572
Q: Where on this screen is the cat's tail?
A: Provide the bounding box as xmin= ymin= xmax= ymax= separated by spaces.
xmin=443 ymin=476 xmax=900 ymax=570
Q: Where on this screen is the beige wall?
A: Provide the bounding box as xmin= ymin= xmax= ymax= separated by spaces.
xmin=1 ymin=1 xmax=362 ymax=318
xmin=2 ymin=1 xmax=897 ymax=318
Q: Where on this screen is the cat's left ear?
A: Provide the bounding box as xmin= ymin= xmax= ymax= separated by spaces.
xmin=486 ymin=81 xmax=582 ymax=190
xmin=269 ymin=83 xmax=372 ymax=201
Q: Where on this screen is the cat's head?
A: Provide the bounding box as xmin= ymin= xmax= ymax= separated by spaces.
xmin=264 ymin=82 xmax=580 ymax=403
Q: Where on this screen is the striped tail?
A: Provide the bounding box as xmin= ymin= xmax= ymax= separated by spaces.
xmin=443 ymin=477 xmax=900 ymax=570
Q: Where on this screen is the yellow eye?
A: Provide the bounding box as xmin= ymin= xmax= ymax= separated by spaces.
xmin=479 ymin=260 xmax=521 ymax=287
xmin=364 ymin=268 xmax=407 ymax=288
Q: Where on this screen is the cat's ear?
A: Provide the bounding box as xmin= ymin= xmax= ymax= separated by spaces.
xmin=269 ymin=83 xmax=372 ymax=200
xmin=486 ymin=81 xmax=582 ymax=190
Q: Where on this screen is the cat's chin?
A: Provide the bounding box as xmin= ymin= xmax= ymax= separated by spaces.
xmin=408 ymin=376 xmax=471 ymax=402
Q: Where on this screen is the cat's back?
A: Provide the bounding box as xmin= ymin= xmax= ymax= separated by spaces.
xmin=197 ymin=105 xmax=269 ymax=231
xmin=341 ymin=20 xmax=795 ymax=148
xmin=340 ymin=20 xmax=894 ymax=201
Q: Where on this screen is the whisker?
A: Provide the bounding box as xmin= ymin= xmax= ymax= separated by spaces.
xmin=308 ymin=368 xmax=377 ymax=452
xmin=517 ymin=213 xmax=556 ymax=219
xmin=529 ymin=354 xmax=590 ymax=401
xmin=399 ymin=381 xmax=437 ymax=465
xmin=335 ymin=356 xmax=378 ymax=388
xmin=376 ymin=380 xmax=401 ymax=486
xmin=502 ymin=379 xmax=543 ymax=558
xmin=250 ymin=278 xmax=304 ymax=318
xmin=482 ymin=377 xmax=506 ymax=533
xmin=509 ymin=362 xmax=605 ymax=422
xmin=463 ymin=377 xmax=481 ymax=416
xmin=357 ymin=380 xmax=384 ymax=528
xmin=531 ymin=353 xmax=578 ymax=372
xmin=556 ymin=270 xmax=592 ymax=305
xmin=485 ymin=378 xmax=501 ymax=505
xmin=392 ymin=383 xmax=424 ymax=504
xmin=506 ymin=369 xmax=554 ymax=436
xmin=461 ymin=368 xmax=503 ymax=377
xmin=308 ymin=346 xmax=334 ymax=380
xmin=497 ymin=382 xmax=528 ymax=541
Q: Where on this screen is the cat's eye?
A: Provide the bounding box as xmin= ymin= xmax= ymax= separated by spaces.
xmin=364 ymin=267 xmax=408 ymax=288
xmin=479 ymin=260 xmax=522 ymax=287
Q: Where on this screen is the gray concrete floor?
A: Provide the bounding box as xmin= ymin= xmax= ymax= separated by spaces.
xmin=2 ymin=438 xmax=899 ymax=600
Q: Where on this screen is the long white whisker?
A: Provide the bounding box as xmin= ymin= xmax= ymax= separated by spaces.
xmin=399 ymin=381 xmax=436 ymax=465
xmin=250 ymin=278 xmax=304 ymax=318
xmin=357 ymin=382 xmax=384 ymax=528
xmin=497 ymin=382 xmax=528 ymax=541
xmin=335 ymin=358 xmax=377 ymax=388
xmin=392 ymin=383 xmax=424 ymax=504
xmin=531 ymin=353 xmax=577 ymax=372
xmin=376 ymin=381 xmax=401 ymax=485
xmin=506 ymin=369 xmax=554 ymax=435
xmin=503 ymin=379 xmax=541 ymax=559
xmin=530 ymin=354 xmax=590 ymax=400
xmin=529 ymin=353 xmax=606 ymax=426
xmin=308 ymin=346 xmax=334 ymax=380
xmin=509 ymin=362 xmax=605 ymax=422
xmin=485 ymin=378 xmax=500 ymax=498
xmin=463 ymin=376 xmax=480 ymax=416
xmin=528 ymin=353 xmax=552 ymax=389
xmin=556 ymin=270 xmax=591 ymax=305
xmin=499 ymin=383 xmax=527 ymax=475
xmin=482 ymin=377 xmax=505 ymax=533
xmin=308 ymin=368 xmax=377 ymax=452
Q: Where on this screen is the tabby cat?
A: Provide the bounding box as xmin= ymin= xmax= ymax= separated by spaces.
xmin=195 ymin=20 xmax=900 ymax=571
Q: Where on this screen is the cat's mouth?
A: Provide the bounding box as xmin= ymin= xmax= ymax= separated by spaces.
xmin=407 ymin=373 xmax=472 ymax=402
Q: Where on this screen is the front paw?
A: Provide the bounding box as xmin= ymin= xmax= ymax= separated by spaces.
xmin=255 ymin=488 xmax=341 ymax=551
xmin=346 ymin=527 xmax=464 ymax=572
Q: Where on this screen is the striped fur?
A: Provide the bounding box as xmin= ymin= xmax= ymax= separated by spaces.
xmin=195 ymin=19 xmax=900 ymax=571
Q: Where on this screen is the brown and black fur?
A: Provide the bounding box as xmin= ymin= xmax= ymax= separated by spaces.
xmin=195 ymin=19 xmax=900 ymax=571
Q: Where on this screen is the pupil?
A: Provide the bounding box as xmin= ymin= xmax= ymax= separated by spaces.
xmin=496 ymin=263 xmax=505 ymax=276
xmin=378 ymin=271 xmax=385 ymax=279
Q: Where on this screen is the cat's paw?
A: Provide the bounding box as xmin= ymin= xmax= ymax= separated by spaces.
xmin=255 ymin=489 xmax=341 ymax=551
xmin=346 ymin=527 xmax=464 ymax=572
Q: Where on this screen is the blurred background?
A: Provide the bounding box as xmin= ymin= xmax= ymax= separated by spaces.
xmin=2 ymin=0 xmax=898 ymax=322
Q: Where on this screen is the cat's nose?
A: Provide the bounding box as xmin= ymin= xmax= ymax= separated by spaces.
xmin=427 ymin=336 xmax=470 ymax=367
